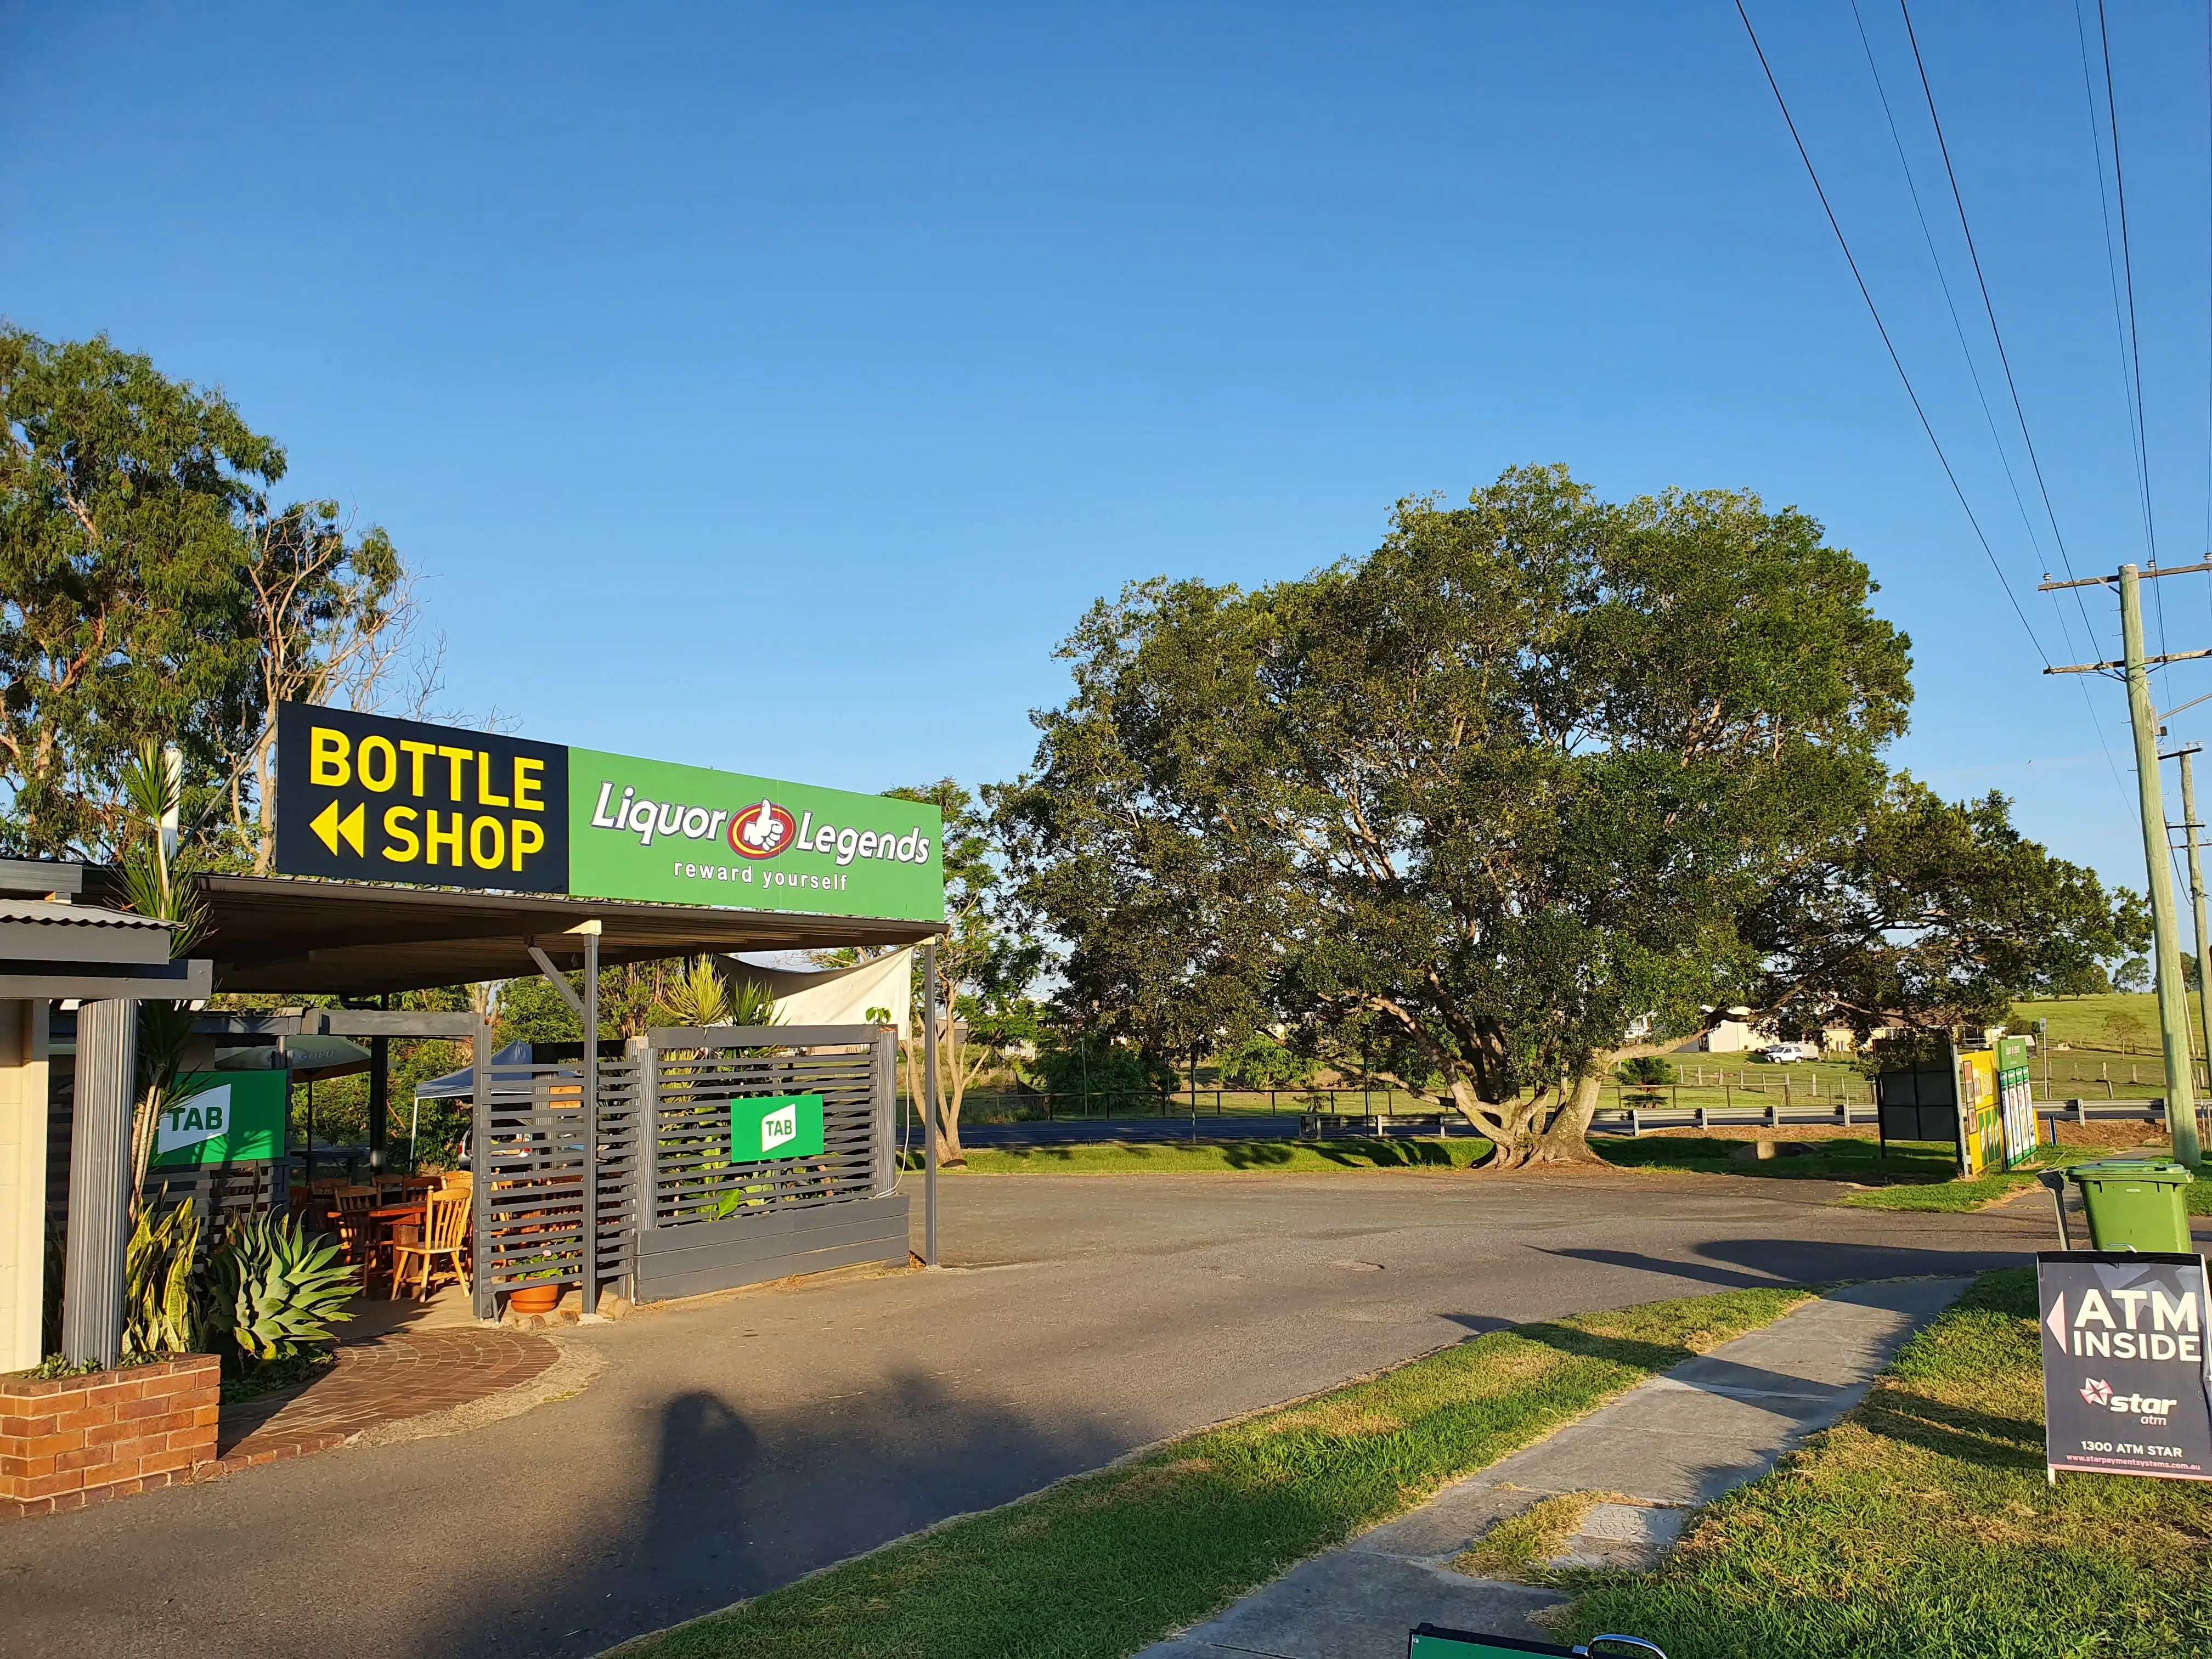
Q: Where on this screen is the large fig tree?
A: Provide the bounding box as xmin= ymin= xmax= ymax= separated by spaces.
xmin=999 ymin=465 xmax=1972 ymax=1167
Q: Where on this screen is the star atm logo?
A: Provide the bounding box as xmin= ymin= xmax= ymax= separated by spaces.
xmin=728 ymin=800 xmax=796 ymax=860
xmin=2082 ymin=1378 xmax=2113 ymax=1407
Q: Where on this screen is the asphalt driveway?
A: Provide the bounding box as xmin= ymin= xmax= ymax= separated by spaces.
xmin=0 ymin=1166 xmax=2060 ymax=1658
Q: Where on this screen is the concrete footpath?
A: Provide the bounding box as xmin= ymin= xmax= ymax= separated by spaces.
xmin=1142 ymin=1277 xmax=1970 ymax=1659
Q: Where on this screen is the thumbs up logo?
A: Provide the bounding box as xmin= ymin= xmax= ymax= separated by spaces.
xmin=730 ymin=800 xmax=795 ymax=860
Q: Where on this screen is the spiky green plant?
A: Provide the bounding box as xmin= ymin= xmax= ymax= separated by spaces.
xmin=207 ymin=1214 xmax=356 ymax=1363
xmin=125 ymin=1197 xmax=206 ymax=1356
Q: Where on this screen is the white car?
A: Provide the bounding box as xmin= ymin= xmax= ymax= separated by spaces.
xmin=1754 ymin=1042 xmax=1820 ymax=1064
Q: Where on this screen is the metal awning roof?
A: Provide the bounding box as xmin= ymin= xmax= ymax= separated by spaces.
xmin=76 ymin=871 xmax=943 ymax=996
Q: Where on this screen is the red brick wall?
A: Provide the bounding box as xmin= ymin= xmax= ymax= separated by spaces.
xmin=0 ymin=1355 xmax=221 ymax=1520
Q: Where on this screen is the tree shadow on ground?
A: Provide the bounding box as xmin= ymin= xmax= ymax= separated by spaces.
xmin=416 ymin=1369 xmax=1130 ymax=1659
xmin=1538 ymin=1237 xmax=2030 ymax=1296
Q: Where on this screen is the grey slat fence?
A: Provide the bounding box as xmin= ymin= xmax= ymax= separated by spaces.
xmin=470 ymin=1054 xmax=641 ymax=1317
xmin=467 ymin=1026 xmax=903 ymax=1315
xmin=631 ymin=1024 xmax=905 ymax=1304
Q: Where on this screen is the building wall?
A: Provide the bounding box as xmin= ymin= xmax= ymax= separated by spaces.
xmin=0 ymin=998 xmax=52 ymax=1372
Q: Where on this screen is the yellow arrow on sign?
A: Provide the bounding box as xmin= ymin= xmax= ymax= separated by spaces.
xmin=310 ymin=799 xmax=365 ymax=857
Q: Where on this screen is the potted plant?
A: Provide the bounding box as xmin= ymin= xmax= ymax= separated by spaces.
xmin=505 ymin=1259 xmax=567 ymax=1315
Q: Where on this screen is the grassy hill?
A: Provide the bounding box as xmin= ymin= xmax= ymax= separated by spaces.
xmin=2010 ymin=992 xmax=2168 ymax=1054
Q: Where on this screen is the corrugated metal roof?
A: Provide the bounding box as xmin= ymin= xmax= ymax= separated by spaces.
xmin=0 ymin=900 xmax=178 ymax=930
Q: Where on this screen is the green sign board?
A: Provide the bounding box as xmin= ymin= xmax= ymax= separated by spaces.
xmin=731 ymin=1094 xmax=826 ymax=1163
xmin=571 ymin=749 xmax=942 ymax=922
xmin=274 ymin=701 xmax=943 ymax=923
xmin=1408 ymin=1627 xmax=1581 ymax=1657
xmin=148 ymin=1071 xmax=287 ymax=1168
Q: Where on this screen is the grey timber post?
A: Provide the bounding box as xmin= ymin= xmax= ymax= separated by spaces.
xmin=61 ymin=998 xmax=138 ymax=1367
xmin=923 ymin=940 xmax=939 ymax=1267
xmin=581 ymin=925 xmax=600 ymax=1316
xmin=471 ymin=1012 xmax=494 ymax=1321
xmin=630 ymin=1034 xmax=658 ymax=1232
xmin=871 ymin=1022 xmax=896 ymax=1194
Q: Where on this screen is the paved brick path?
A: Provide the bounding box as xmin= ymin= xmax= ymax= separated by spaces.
xmin=215 ymin=1327 xmax=559 ymax=1470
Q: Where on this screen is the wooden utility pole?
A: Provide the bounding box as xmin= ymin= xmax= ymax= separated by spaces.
xmin=2045 ymin=560 xmax=2211 ymax=1166
xmin=2171 ymin=746 xmax=2212 ymax=1094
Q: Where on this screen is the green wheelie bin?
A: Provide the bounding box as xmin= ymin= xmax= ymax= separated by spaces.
xmin=2066 ymin=1159 xmax=2196 ymax=1254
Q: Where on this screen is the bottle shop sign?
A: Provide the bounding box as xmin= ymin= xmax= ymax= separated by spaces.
xmin=274 ymin=702 xmax=942 ymax=922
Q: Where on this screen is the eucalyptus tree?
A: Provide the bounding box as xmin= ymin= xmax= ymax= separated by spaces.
xmin=0 ymin=327 xmax=415 ymax=865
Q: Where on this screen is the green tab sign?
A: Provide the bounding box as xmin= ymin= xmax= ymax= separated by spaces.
xmin=731 ymin=1094 xmax=825 ymax=1162
xmin=148 ymin=1071 xmax=287 ymax=1167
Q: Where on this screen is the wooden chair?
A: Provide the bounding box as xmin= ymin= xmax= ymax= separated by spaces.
xmin=330 ymin=1184 xmax=380 ymax=1286
xmin=390 ymin=1189 xmax=472 ymax=1300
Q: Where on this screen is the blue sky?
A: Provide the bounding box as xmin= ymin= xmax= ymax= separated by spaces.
xmin=5 ymin=2 xmax=2212 ymax=897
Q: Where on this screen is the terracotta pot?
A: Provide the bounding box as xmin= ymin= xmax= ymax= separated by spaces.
xmin=507 ymin=1282 xmax=561 ymax=1314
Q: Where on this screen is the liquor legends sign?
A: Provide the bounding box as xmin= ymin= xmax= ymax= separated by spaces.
xmin=275 ymin=702 xmax=943 ymax=923
xmin=570 ymin=749 xmax=941 ymax=921
xmin=2039 ymin=1251 xmax=2212 ymax=1482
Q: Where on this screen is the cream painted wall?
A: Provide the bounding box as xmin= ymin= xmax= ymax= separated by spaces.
xmin=0 ymin=998 xmax=52 ymax=1372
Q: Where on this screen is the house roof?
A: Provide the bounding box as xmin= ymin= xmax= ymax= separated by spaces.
xmin=0 ymin=899 xmax=178 ymax=968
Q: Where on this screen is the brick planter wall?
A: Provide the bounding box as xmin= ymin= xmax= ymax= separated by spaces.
xmin=0 ymin=1355 xmax=221 ymax=1520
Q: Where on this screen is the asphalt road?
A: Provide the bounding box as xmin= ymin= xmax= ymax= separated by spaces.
xmin=1 ymin=1167 xmax=2068 ymax=1658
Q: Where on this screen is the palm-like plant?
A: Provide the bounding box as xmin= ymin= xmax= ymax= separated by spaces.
xmin=207 ymin=1214 xmax=356 ymax=1363
xmin=125 ymin=1197 xmax=205 ymax=1356
xmin=115 ymin=740 xmax=213 ymax=1220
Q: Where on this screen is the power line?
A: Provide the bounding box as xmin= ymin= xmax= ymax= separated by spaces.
xmin=2096 ymin=0 xmax=2180 ymax=692
xmin=1732 ymin=0 xmax=2051 ymax=665
xmin=1893 ymin=4 xmax=2091 ymax=591
xmin=1868 ymin=0 xmax=2125 ymax=788
xmin=2070 ymin=1 xmax=2159 ymax=571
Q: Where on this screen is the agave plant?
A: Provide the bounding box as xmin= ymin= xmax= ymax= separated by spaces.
xmin=125 ymin=1197 xmax=206 ymax=1356
xmin=207 ymin=1214 xmax=356 ymax=1363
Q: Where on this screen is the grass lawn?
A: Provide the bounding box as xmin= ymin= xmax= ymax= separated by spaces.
xmin=1556 ymin=1269 xmax=2212 ymax=1657
xmin=900 ymin=1137 xmax=1494 ymax=1175
xmin=2012 ymin=992 xmax=2163 ymax=1052
xmin=613 ymin=1285 xmax=1822 ymax=1659
xmin=1596 ymin=1134 xmax=1958 ymax=1185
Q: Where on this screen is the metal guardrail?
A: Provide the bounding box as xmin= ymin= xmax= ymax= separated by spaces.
xmin=1588 ymin=1101 xmax=1867 ymax=1136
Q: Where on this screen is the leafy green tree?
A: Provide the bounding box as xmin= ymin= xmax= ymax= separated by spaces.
xmin=1026 ymin=1034 xmax=1173 ymax=1105
xmin=1 ymin=330 xmax=270 ymax=856
xmin=1739 ymin=782 xmax=2147 ymax=1042
xmin=1000 ymin=467 xmax=1915 ymax=1167
xmin=0 ymin=328 xmax=415 ymax=865
xmin=887 ymin=779 xmax=1042 ymax=1164
xmin=1617 ymin=1056 xmax=1677 ymax=1088
xmin=1220 ymin=1032 xmax=1316 ymax=1090
xmin=2102 ymin=1010 xmax=2148 ymax=1055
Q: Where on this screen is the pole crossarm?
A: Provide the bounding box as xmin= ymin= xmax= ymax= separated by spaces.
xmin=2047 ymin=646 xmax=2212 ymax=676
xmin=2041 ymin=558 xmax=2212 ymax=591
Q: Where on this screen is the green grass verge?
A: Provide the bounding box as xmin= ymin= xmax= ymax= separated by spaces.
xmin=1556 ymin=1269 xmax=2212 ymax=1657
xmin=1832 ymin=1147 xmax=2143 ymax=1213
xmin=899 ymin=1137 xmax=1494 ymax=1175
xmin=1596 ymin=1134 xmax=1959 ymax=1185
xmin=616 ymin=1285 xmax=1822 ymax=1659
